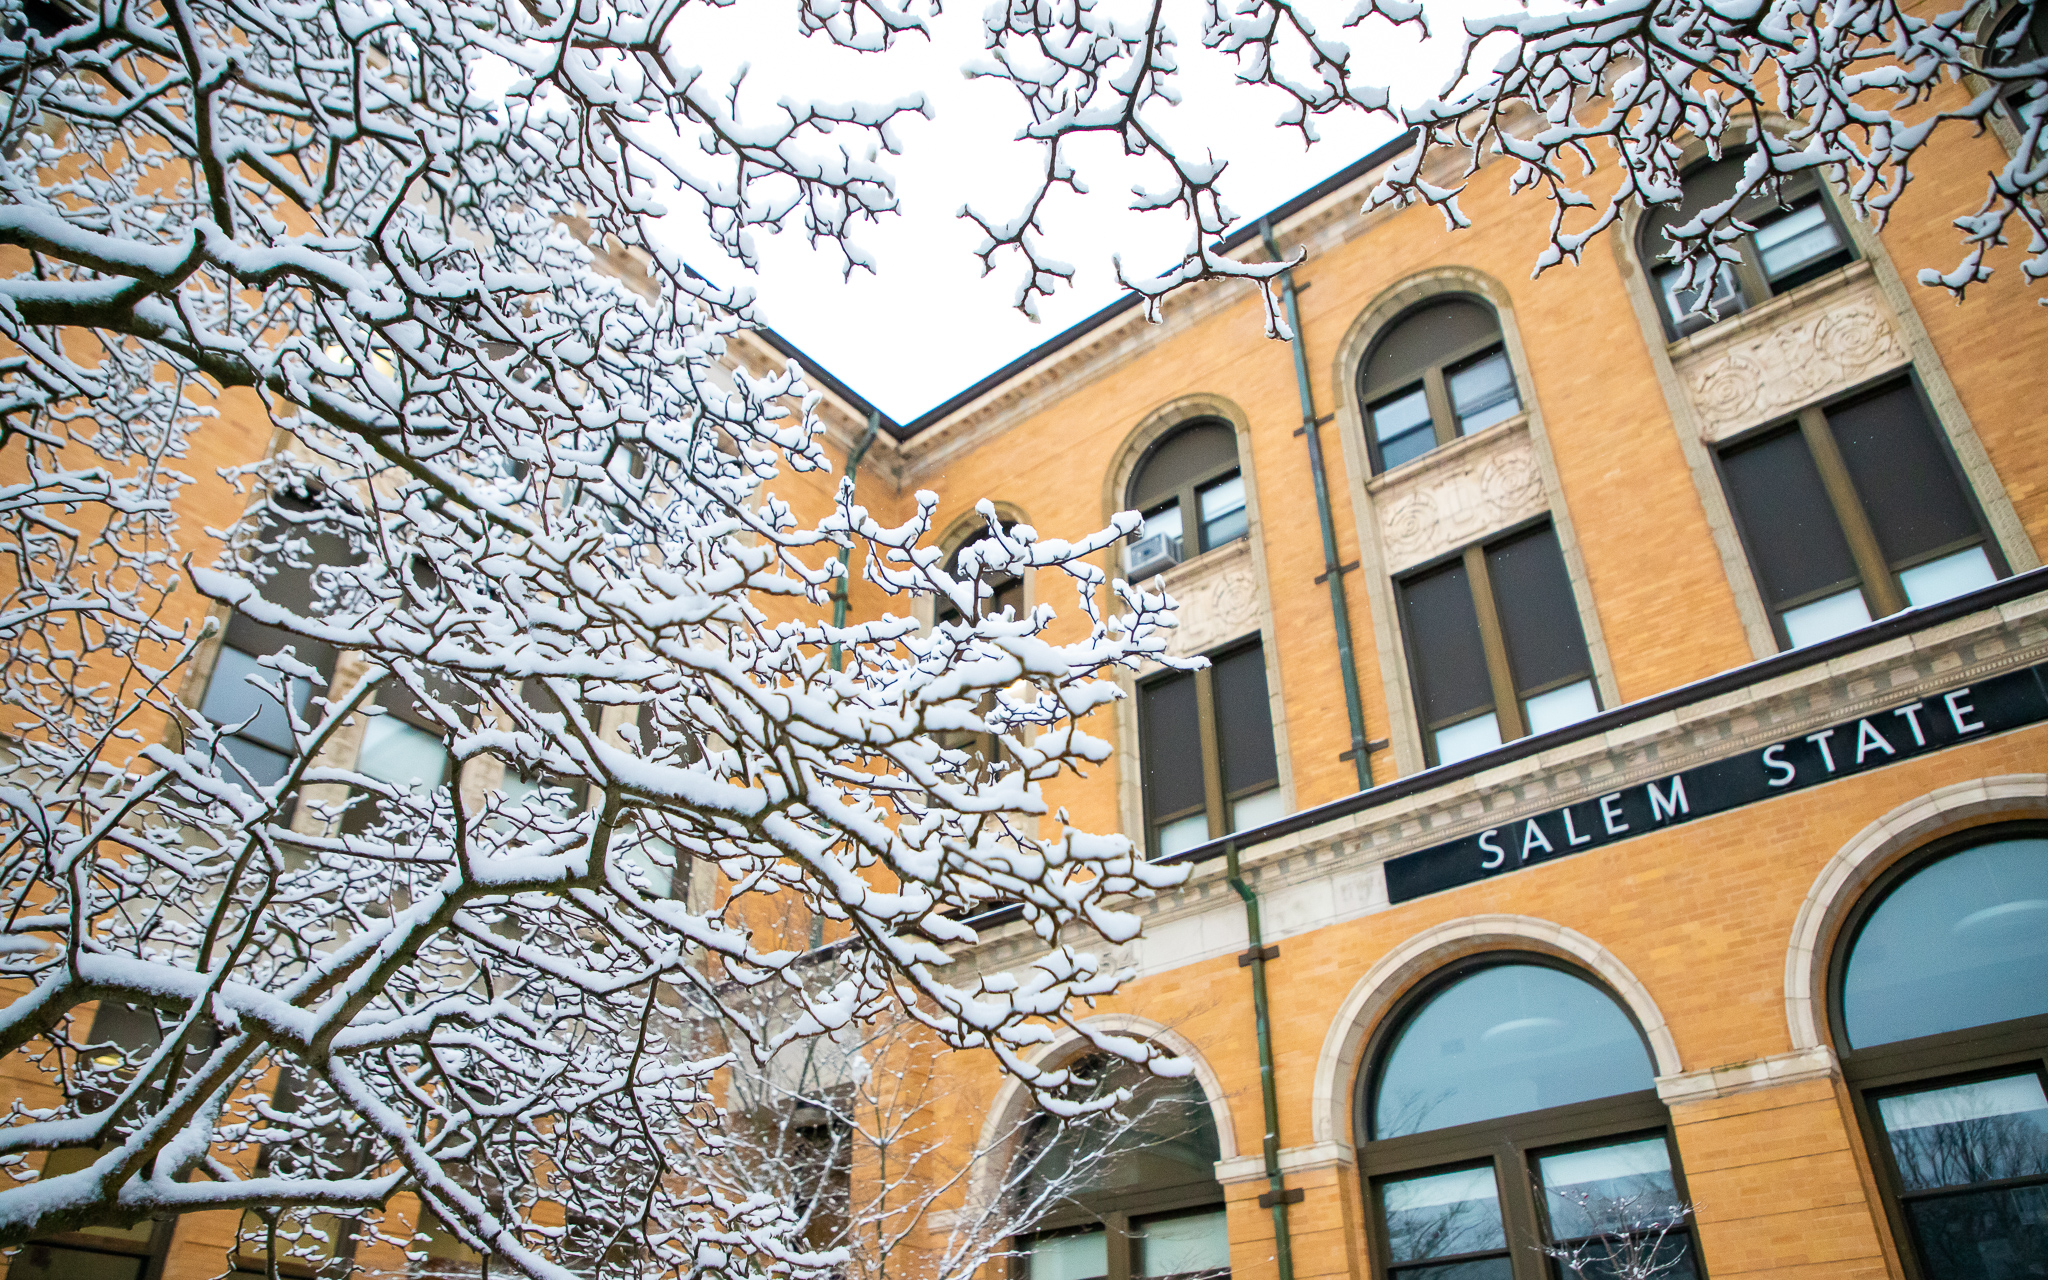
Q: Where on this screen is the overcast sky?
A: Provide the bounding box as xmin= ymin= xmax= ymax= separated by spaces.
xmin=632 ymin=0 xmax=1508 ymax=421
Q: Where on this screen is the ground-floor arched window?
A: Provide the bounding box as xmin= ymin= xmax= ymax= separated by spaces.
xmin=1832 ymin=824 xmax=2048 ymax=1279
xmin=1356 ymin=955 xmax=1702 ymax=1280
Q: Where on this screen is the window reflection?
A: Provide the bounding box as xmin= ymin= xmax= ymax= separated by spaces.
xmin=1379 ymin=1165 xmax=1510 ymax=1278
xmin=1875 ymin=1073 xmax=2048 ymax=1278
xmin=1538 ymin=1137 xmax=1699 ymax=1280
xmin=1446 ymin=350 xmax=1519 ymax=435
xmin=1134 ymin=1208 xmax=1228 ymax=1280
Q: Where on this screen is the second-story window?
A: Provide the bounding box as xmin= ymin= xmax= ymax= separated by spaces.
xmin=1125 ymin=421 xmax=1245 ymax=579
xmin=1397 ymin=522 xmax=1600 ymax=767
xmin=1359 ymin=298 xmax=1522 ymax=475
xmin=1138 ymin=640 xmax=1281 ymax=857
xmin=1640 ymin=151 xmax=1857 ymax=338
xmin=1717 ymin=379 xmax=2006 ymax=650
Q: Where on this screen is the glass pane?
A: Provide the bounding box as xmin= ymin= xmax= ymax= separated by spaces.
xmin=1656 ymin=262 xmax=1744 ymax=331
xmin=1486 ymin=524 xmax=1593 ymax=697
xmin=1373 ymin=387 xmax=1435 ymax=470
xmin=1753 ymin=201 xmax=1844 ymax=280
xmin=1156 ymin=812 xmax=1211 ymax=858
xmin=1877 ymin=1074 xmax=2048 ymax=1191
xmin=1230 ymin=788 xmax=1285 ymax=832
xmin=1135 ymin=1208 xmax=1228 ymax=1278
xmin=1842 ymin=837 xmax=2048 ymax=1046
xmin=1213 ymin=645 xmax=1278 ymax=798
xmin=1538 ymin=1137 xmax=1681 ymax=1241
xmin=1447 ymin=349 xmax=1519 ymax=435
xmin=1524 ymin=680 xmax=1600 ymax=736
xmin=1781 ymin=587 xmax=1872 ymax=648
xmin=5 ymin=1245 xmax=149 ymax=1280
xmin=619 ymin=828 xmax=680 ymax=899
xmin=1140 ymin=673 xmax=1206 ymax=831
xmin=1130 ymin=421 xmax=1238 ymax=512
xmin=1373 ymin=964 xmax=1655 ymax=1138
xmin=1901 ymin=1183 xmax=2048 ymax=1280
xmin=1830 ymin=381 xmax=1985 ymax=570
xmin=1388 ymin=1261 xmax=1515 ymax=1280
xmin=1381 ymin=1166 xmax=1507 ymax=1263
xmin=221 ymin=736 xmax=292 ymax=790
xmin=201 ymin=645 xmax=311 ymax=753
xmin=1720 ymin=427 xmax=1860 ymax=607
xmin=1900 ymin=546 xmax=1998 ymax=608
xmin=1026 ymin=1230 xmax=1107 ymax=1280
xmin=355 ymin=714 xmax=449 ymax=788
xmin=1198 ymin=474 xmax=1247 ymax=550
xmin=1400 ymin=561 xmax=1492 ymax=730
xmin=1433 ymin=712 xmax=1502 ymax=767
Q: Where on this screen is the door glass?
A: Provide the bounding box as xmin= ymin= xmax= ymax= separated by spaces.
xmin=1025 ymin=1228 xmax=1107 ymax=1280
xmin=1380 ymin=1166 xmax=1512 ymax=1279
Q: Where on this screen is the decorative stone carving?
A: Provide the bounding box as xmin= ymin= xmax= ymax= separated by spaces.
xmin=1159 ymin=538 xmax=1263 ymax=657
xmin=1372 ymin=419 xmax=1549 ymax=575
xmin=1675 ymin=267 xmax=1909 ymax=441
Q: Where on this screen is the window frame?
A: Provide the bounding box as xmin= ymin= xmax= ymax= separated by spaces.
xmin=1393 ymin=518 xmax=1600 ymax=766
xmin=1135 ymin=637 xmax=1280 ymax=857
xmin=1640 ymin=156 xmax=1859 ymax=340
xmin=1355 ymin=953 xmax=1699 ymax=1280
xmin=1712 ymin=376 xmax=2008 ymax=651
xmin=1358 ymin=308 xmax=1521 ymax=476
xmin=1825 ymin=822 xmax=2048 ymax=1280
xmin=1125 ymin=423 xmax=1246 ymax=566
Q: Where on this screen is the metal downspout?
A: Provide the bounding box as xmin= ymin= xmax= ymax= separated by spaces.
xmin=1225 ymin=839 xmax=1296 ymax=1280
xmin=828 ymin=410 xmax=882 ymax=674
xmin=1259 ymin=220 xmax=1374 ymax=792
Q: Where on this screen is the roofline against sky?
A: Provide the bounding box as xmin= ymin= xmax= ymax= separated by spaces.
xmin=747 ymin=128 xmax=1420 ymax=442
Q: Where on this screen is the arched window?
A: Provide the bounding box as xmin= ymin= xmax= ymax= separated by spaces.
xmin=1638 ymin=151 xmax=1855 ymax=338
xmin=1832 ymin=827 xmax=2048 ymax=1280
xmin=933 ymin=523 xmax=1026 ymax=772
xmin=1359 ymin=958 xmax=1700 ymax=1280
xmin=1357 ymin=298 xmax=1521 ymax=475
xmin=1125 ymin=421 xmax=1246 ymax=579
xmin=1017 ymin=1053 xmax=1227 ymax=1280
xmin=1987 ymin=3 xmax=2048 ymax=127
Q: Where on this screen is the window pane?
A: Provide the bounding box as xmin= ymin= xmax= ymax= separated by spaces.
xmin=1157 ymin=812 xmax=1211 ymax=858
xmin=1781 ymin=587 xmax=1872 ymax=648
xmin=221 ymin=737 xmax=292 ymax=790
xmin=5 ymin=1245 xmax=149 ymax=1280
xmin=1655 ymin=261 xmax=1744 ymax=331
xmin=1433 ymin=712 xmax=1502 ymax=767
xmin=200 ymin=645 xmax=311 ymax=753
xmin=1139 ymin=673 xmax=1206 ymax=829
xmin=1752 ymin=200 xmax=1844 ymax=281
xmin=1485 ymin=525 xmax=1592 ymax=699
xmin=1132 ymin=503 xmax=1185 ymax=574
xmin=1373 ymin=387 xmax=1436 ymax=470
xmin=1381 ymin=1166 xmax=1507 ymax=1263
xmin=1900 ymin=1184 xmax=2048 ymax=1280
xmin=1399 ymin=561 xmax=1492 ymax=731
xmin=1198 ymin=473 xmax=1247 ymax=550
xmin=1230 ymin=788 xmax=1285 ymax=832
xmin=1373 ymin=964 xmax=1655 ymax=1138
xmin=1135 ymin=1208 xmax=1228 ymax=1278
xmin=1900 ymin=546 xmax=1998 ymax=608
xmin=355 ymin=715 xmax=449 ymax=788
xmin=1877 ymin=1074 xmax=2048 ymax=1192
xmin=1026 ymin=1230 xmax=1107 ymax=1280
xmin=1212 ymin=645 xmax=1278 ymax=798
xmin=1538 ymin=1137 xmax=1681 ymax=1241
xmin=1719 ymin=427 xmax=1861 ymax=608
xmin=1842 ymin=837 xmax=2048 ymax=1047
xmin=1388 ymin=1262 xmax=1515 ymax=1280
xmin=1130 ymin=422 xmax=1239 ymax=512
xmin=1829 ymin=381 xmax=1987 ymax=571
xmin=1447 ymin=349 xmax=1519 ymax=435
xmin=1524 ymin=679 xmax=1599 ymax=736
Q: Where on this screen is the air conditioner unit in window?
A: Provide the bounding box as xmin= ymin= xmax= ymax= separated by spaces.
xmin=1125 ymin=532 xmax=1179 ymax=580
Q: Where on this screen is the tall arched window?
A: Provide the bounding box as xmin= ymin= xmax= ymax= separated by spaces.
xmin=1637 ymin=151 xmax=1856 ymax=338
xmin=1125 ymin=421 xmax=1246 ymax=579
xmin=1987 ymin=3 xmax=2048 ymax=128
xmin=1357 ymin=298 xmax=1521 ymax=475
xmin=934 ymin=523 xmax=1026 ymax=772
xmin=1017 ymin=1053 xmax=1227 ymax=1280
xmin=1359 ymin=958 xmax=1700 ymax=1280
xmin=1832 ymin=826 xmax=2048 ymax=1280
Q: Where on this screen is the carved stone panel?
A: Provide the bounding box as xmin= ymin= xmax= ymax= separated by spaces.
xmin=1373 ymin=419 xmax=1548 ymax=575
xmin=1674 ymin=266 xmax=1909 ymax=442
xmin=1160 ymin=538 xmax=1262 ymax=658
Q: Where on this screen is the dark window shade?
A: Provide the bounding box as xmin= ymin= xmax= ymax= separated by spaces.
xmin=1399 ymin=561 xmax=1492 ymax=727
xmin=1129 ymin=422 xmax=1239 ymax=512
xmin=1484 ymin=525 xmax=1592 ymax=696
xmin=939 ymin=528 xmax=1023 ymax=624
xmin=1211 ymin=645 xmax=1278 ymax=798
xmin=1138 ymin=673 xmax=1205 ymax=822
xmin=1829 ymin=382 xmax=1982 ymax=568
xmin=1720 ymin=427 xmax=1861 ymax=605
xmin=1362 ymin=299 xmax=1501 ymax=399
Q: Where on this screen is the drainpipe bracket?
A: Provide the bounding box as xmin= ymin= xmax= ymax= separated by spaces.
xmin=1257 ymin=1188 xmax=1305 ymax=1209
xmin=1237 ymin=944 xmax=1279 ymax=968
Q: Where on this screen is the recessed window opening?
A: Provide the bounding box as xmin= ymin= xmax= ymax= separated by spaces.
xmin=1717 ymin=378 xmax=2005 ymax=651
xmin=1639 ymin=151 xmax=1856 ymax=338
xmin=934 ymin=526 xmax=1026 ymax=773
xmin=1833 ymin=829 xmax=2048 ymax=1280
xmin=1396 ymin=522 xmax=1600 ymax=767
xmin=1988 ymin=3 xmax=2048 ymax=128
xmin=1138 ymin=640 xmax=1282 ymax=857
xmin=1359 ymin=298 xmax=1523 ymax=475
xmin=1360 ymin=958 xmax=1700 ymax=1280
xmin=1125 ymin=421 xmax=1246 ymax=579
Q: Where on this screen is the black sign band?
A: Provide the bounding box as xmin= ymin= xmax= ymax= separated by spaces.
xmin=1384 ymin=661 xmax=2048 ymax=904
